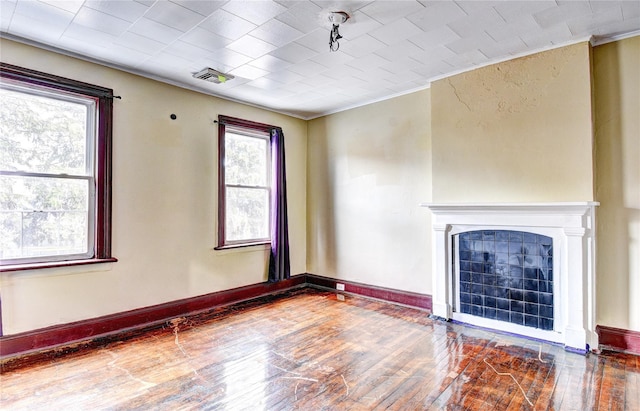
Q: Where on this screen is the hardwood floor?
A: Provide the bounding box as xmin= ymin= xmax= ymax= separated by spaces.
xmin=1 ymin=288 xmax=638 ymax=410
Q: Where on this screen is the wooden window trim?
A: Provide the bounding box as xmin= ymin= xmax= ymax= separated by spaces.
xmin=0 ymin=63 xmax=116 ymax=269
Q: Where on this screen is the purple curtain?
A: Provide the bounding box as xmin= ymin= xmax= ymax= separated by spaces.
xmin=268 ymin=127 xmax=290 ymax=282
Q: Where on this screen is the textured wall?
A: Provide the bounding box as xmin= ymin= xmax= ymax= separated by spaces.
xmin=431 ymin=42 xmax=595 ymax=202
xmin=593 ymin=36 xmax=640 ymax=332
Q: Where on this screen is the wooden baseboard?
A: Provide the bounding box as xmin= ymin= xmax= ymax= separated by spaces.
xmin=0 ymin=274 xmax=306 ymax=359
xmin=597 ymin=325 xmax=640 ymax=355
xmin=305 ymin=273 xmax=432 ymax=310
xmin=0 ymin=273 xmax=433 ymax=361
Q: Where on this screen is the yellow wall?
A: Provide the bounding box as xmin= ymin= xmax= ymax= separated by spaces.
xmin=431 ymin=42 xmax=595 ymax=202
xmin=593 ymin=36 xmax=640 ymax=332
xmin=0 ymin=39 xmax=307 ymax=334
xmin=307 ymin=91 xmax=432 ymax=294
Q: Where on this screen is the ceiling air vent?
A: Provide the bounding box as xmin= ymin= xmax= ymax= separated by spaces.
xmin=193 ymin=68 xmax=234 ymax=84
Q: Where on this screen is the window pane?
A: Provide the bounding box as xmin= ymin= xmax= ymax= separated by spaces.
xmin=225 ymin=132 xmax=268 ymax=187
xmin=225 ymin=187 xmax=269 ymax=242
xmin=0 ymin=175 xmax=89 ymax=259
xmin=0 ymin=88 xmax=89 ymax=175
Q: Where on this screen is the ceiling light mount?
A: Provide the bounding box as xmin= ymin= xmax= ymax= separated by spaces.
xmin=328 ymin=11 xmax=349 ymax=25
xmin=328 ymin=11 xmax=350 ymax=52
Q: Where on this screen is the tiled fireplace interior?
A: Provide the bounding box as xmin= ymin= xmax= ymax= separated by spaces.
xmin=456 ymin=230 xmax=554 ymax=331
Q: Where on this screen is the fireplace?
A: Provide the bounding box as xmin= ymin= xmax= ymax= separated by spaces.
xmin=421 ymin=202 xmax=598 ymax=353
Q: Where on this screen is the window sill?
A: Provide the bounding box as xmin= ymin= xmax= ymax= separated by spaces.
xmin=0 ymin=258 xmax=118 ymax=273
xmin=214 ymin=241 xmax=270 ymax=251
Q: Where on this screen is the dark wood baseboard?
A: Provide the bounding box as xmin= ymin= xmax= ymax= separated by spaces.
xmin=0 ymin=274 xmax=306 ymax=360
xmin=0 ymin=273 xmax=433 ymax=362
xmin=597 ymin=325 xmax=640 ymax=355
xmin=6 ymin=273 xmax=637 ymax=362
xmin=305 ymin=273 xmax=432 ymax=311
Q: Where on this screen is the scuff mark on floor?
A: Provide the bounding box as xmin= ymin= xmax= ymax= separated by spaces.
xmin=104 ymin=350 xmax=155 ymax=389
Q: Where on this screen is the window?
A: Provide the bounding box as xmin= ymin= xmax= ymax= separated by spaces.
xmin=217 ymin=116 xmax=273 ymax=248
xmin=0 ymin=63 xmax=114 ymax=269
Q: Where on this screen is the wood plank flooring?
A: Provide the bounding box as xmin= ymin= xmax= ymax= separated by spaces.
xmin=1 ymin=288 xmax=638 ymax=410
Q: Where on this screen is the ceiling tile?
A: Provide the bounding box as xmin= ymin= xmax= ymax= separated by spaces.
xmin=207 ymin=48 xmax=254 ymax=71
xmin=13 ymin=0 xmax=74 ymax=27
xmin=444 ymin=31 xmax=495 ymax=54
xmin=479 ymin=35 xmax=528 ymax=59
xmin=40 ymin=0 xmax=84 ymax=14
xmin=407 ymin=1 xmax=466 ymax=31
xmin=295 ymin=28 xmax=331 ymax=51
xmin=250 ymin=18 xmax=305 ymax=47
xmin=279 ymin=81 xmax=315 ymax=96
xmin=137 ymin=51 xmax=184 ymax=74
xmin=275 ymin=1 xmax=323 ymax=34
xmin=319 ymin=64 xmax=365 ymax=81
xmin=494 ymin=1 xmax=556 ymax=23
xmin=447 ymin=7 xmax=506 ymax=38
xmin=99 ymin=43 xmax=154 ymax=66
xmin=62 ymin=23 xmax=119 ymax=47
xmin=443 ymin=49 xmax=489 ymax=68
xmin=360 ymin=0 xmax=425 ymax=24
xmin=309 ymin=49 xmax=355 ymax=68
xmin=72 ymin=6 xmax=131 ymax=36
xmin=8 ymin=11 xmax=70 ymax=43
xmin=83 ymin=0 xmax=150 ymax=22
xmin=287 ymin=59 xmax=328 ymax=77
xmin=249 ymin=54 xmax=292 ymax=71
xmin=519 ymin=22 xmax=573 ymax=48
xmin=222 ymin=0 xmax=287 ymax=26
xmin=620 ymin=1 xmax=640 ymax=19
xmin=245 ymin=77 xmax=286 ymax=90
xmin=0 ymin=1 xmax=16 ymax=31
xmin=179 ymin=27 xmax=233 ymax=52
xmin=346 ymin=53 xmax=391 ymax=71
xmin=409 ymin=25 xmax=460 ymax=50
xmin=171 ymin=0 xmax=228 ymax=16
xmin=533 ymin=2 xmax=592 ymax=29
xmin=339 ymin=34 xmax=386 ymax=58
xmin=485 ymin=15 xmax=539 ymax=42
xmin=144 ymin=1 xmax=206 ymax=32
xmin=264 ymin=68 xmax=306 ymax=84
xmin=227 ymin=35 xmax=278 ymax=58
xmin=298 ymin=73 xmax=338 ymax=88
xmin=199 ymin=9 xmax=257 ymax=41
xmin=162 ymin=40 xmax=216 ymax=62
xmin=410 ymin=45 xmax=457 ymax=65
xmin=594 ymin=17 xmax=640 ymax=37
xmin=453 ymin=1 xmax=504 ymax=15
xmin=567 ymin=6 xmax=624 ymax=35
xmin=115 ymin=31 xmax=166 ymax=55
xmin=126 ymin=17 xmax=183 ymax=44
xmin=369 ymin=18 xmax=423 ymax=46
xmin=230 ymin=64 xmax=270 ymax=80
xmin=270 ymin=42 xmax=318 ymax=63
xmin=380 ymin=56 xmax=426 ymax=75
xmin=374 ymin=39 xmax=425 ymax=64
xmin=56 ymin=35 xmax=109 ymax=57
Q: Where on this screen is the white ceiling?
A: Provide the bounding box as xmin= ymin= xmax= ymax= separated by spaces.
xmin=1 ymin=1 xmax=639 ymax=119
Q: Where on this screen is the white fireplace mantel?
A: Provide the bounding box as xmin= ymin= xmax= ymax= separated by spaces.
xmin=420 ymin=202 xmax=599 ymax=352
